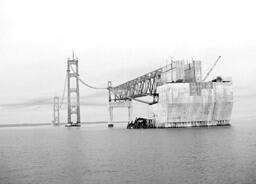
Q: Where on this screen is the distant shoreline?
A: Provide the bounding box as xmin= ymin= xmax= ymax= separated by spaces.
xmin=0 ymin=121 xmax=127 ymax=128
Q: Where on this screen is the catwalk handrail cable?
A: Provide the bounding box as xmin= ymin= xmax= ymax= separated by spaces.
xmin=70 ymin=66 xmax=107 ymax=90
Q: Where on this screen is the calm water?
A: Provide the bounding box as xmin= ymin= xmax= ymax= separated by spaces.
xmin=1 ymin=122 xmax=256 ymax=184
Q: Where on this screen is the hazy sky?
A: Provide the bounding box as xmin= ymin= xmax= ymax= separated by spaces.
xmin=0 ymin=0 xmax=256 ymax=123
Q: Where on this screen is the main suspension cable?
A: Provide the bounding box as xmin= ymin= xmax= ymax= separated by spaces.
xmin=70 ymin=66 xmax=107 ymax=90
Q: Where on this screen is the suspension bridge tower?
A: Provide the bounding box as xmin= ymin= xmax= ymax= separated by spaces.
xmin=66 ymin=53 xmax=81 ymax=127
xmin=52 ymin=96 xmax=60 ymax=126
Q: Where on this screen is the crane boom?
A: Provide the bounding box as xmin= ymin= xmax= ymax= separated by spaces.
xmin=203 ymin=56 xmax=221 ymax=81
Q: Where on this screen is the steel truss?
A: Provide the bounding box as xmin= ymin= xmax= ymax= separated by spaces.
xmin=108 ymin=66 xmax=170 ymax=104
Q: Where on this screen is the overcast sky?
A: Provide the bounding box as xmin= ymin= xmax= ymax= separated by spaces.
xmin=0 ymin=0 xmax=256 ymax=123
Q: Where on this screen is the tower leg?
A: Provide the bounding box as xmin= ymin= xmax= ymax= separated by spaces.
xmin=52 ymin=96 xmax=60 ymax=126
xmin=107 ymin=81 xmax=114 ymax=127
xmin=107 ymin=100 xmax=133 ymax=128
xmin=128 ymin=101 xmax=133 ymax=122
xmin=108 ymin=103 xmax=114 ymax=127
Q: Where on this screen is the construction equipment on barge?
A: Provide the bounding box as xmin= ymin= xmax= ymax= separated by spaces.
xmin=108 ymin=56 xmax=233 ymax=128
xmin=127 ymin=118 xmax=156 ymax=129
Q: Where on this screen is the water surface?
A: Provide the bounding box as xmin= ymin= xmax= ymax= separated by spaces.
xmin=0 ymin=122 xmax=256 ymax=184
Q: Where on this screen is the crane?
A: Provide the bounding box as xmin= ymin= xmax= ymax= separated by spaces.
xmin=203 ymin=56 xmax=221 ymax=81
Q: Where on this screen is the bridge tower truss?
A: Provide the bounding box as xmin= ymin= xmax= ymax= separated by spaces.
xmin=52 ymin=96 xmax=60 ymax=126
xmin=66 ymin=55 xmax=81 ymax=126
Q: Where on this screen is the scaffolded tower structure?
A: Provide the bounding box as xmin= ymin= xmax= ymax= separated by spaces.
xmin=52 ymin=96 xmax=60 ymax=126
xmin=66 ymin=54 xmax=81 ymax=126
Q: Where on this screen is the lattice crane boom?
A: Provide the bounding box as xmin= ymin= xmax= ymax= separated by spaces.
xmin=203 ymin=56 xmax=221 ymax=81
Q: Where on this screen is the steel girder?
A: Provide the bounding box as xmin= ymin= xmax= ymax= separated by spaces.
xmin=109 ymin=67 xmax=163 ymax=104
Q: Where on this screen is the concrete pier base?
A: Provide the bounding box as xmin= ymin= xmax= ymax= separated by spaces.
xmin=156 ymin=120 xmax=230 ymax=128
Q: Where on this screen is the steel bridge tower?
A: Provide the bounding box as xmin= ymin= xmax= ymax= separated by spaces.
xmin=107 ymin=81 xmax=133 ymax=127
xmin=66 ymin=53 xmax=81 ymax=127
xmin=52 ymin=96 xmax=60 ymax=126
